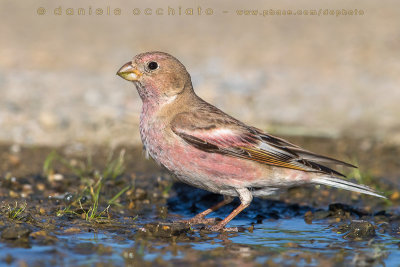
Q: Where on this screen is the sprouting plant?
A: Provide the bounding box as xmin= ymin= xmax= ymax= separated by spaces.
xmin=79 ymin=177 xmax=112 ymax=222
xmin=44 ymin=149 xmax=130 ymax=223
xmin=56 ymin=205 xmax=78 ymax=217
xmin=79 ymin=199 xmax=110 ymax=223
xmin=6 ymin=201 xmax=27 ymax=220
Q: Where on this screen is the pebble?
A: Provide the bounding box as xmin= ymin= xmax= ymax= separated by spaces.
xmin=9 ymin=190 xmax=19 ymax=198
xmin=140 ymin=222 xmax=191 ymax=238
xmin=134 ymin=188 xmax=147 ymax=200
xmin=36 ymin=183 xmax=45 ymax=191
xmin=304 ymin=211 xmax=313 ymax=224
xmin=1 ymin=225 xmax=31 ymax=240
xmin=64 ymin=227 xmax=81 ymax=234
xmin=48 ymin=173 xmax=64 ymax=182
xmin=343 ymin=220 xmax=376 ymax=240
xmin=390 ymin=191 xmax=400 ymax=201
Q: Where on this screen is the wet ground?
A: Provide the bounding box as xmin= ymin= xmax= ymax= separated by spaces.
xmin=0 ymin=136 xmax=399 ymax=266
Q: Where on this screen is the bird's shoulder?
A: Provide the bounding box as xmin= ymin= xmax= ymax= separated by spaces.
xmin=171 ymin=98 xmax=248 ymax=132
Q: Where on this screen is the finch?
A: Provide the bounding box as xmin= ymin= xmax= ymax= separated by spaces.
xmin=117 ymin=51 xmax=385 ymax=231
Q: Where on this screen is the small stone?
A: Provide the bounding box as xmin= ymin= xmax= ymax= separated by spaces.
xmin=1 ymin=225 xmax=31 ymax=240
xmin=304 ymin=211 xmax=313 ymax=224
xmin=9 ymin=191 xmax=19 ymax=198
xmin=30 ymin=230 xmax=47 ymax=238
xmin=247 ymin=225 xmax=254 ymax=233
xmin=390 ymin=191 xmax=400 ymax=201
xmin=48 ymin=173 xmax=64 ymax=182
xmin=343 ymin=220 xmax=376 ymax=240
xmin=36 ymin=183 xmax=45 ymax=191
xmin=64 ymin=227 xmax=81 ymax=234
xmin=141 ymin=222 xmax=191 ymax=238
xmin=22 ymin=184 xmax=32 ymax=193
xmin=134 ymin=188 xmax=147 ymax=200
xmin=63 ymin=193 xmax=74 ymax=204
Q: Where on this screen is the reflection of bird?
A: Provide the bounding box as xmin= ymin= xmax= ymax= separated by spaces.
xmin=117 ymin=51 xmax=385 ymax=231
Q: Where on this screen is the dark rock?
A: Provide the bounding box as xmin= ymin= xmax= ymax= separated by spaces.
xmin=265 ymin=211 xmax=280 ymax=220
xmin=343 ymin=220 xmax=376 ymax=240
xmin=254 ymin=214 xmax=266 ymax=224
xmin=1 ymin=225 xmax=31 ymax=240
xmin=328 ymin=203 xmax=368 ymax=220
xmin=373 ymin=210 xmax=387 ymax=216
xmin=139 ymin=222 xmax=191 ymax=238
xmin=313 ymin=210 xmax=330 ymax=220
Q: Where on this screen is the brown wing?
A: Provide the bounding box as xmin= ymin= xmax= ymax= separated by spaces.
xmin=171 ymin=105 xmax=353 ymax=177
xmin=251 ymin=129 xmax=356 ymax=168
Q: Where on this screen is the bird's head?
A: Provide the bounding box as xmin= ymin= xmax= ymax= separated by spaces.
xmin=117 ymin=52 xmax=192 ymax=103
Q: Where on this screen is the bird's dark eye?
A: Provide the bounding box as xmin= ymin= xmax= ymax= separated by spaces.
xmin=147 ymin=61 xmax=159 ymax=70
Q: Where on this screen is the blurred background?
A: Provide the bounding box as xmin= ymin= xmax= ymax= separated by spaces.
xmin=1 ymin=2 xmax=400 ymax=265
xmin=1 ymin=0 xmax=399 ymax=147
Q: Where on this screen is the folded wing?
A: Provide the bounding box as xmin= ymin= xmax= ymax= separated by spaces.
xmin=171 ymin=110 xmax=351 ymax=177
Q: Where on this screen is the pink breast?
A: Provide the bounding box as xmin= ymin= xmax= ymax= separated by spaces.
xmin=158 ymin=136 xmax=263 ymax=187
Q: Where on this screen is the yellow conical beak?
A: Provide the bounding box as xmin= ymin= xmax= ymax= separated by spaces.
xmin=117 ymin=62 xmax=143 ymax=81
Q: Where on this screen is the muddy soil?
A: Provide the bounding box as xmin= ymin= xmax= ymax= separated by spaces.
xmin=0 ymin=136 xmax=399 ymax=266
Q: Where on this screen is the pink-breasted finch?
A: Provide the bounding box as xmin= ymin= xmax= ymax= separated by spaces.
xmin=117 ymin=52 xmax=384 ymax=231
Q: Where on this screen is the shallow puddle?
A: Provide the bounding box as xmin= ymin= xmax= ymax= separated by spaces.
xmin=1 ymin=215 xmax=399 ymax=266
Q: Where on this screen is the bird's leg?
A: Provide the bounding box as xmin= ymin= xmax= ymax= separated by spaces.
xmin=182 ymin=195 xmax=233 ymax=225
xmin=208 ymin=188 xmax=253 ymax=232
